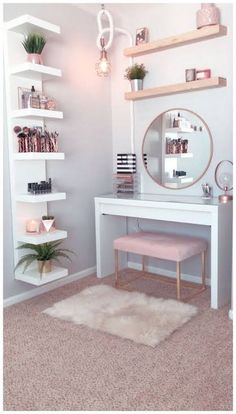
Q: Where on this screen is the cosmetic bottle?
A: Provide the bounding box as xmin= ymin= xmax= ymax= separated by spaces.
xmin=29 ymin=86 xmax=40 ymax=109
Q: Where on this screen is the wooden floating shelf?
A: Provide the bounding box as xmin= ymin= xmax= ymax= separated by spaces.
xmin=165 ymin=153 xmax=193 ymax=158
xmin=10 ymin=63 xmax=62 ymax=81
xmin=124 ymin=25 xmax=227 ymax=57
xmin=5 ymin=14 xmax=60 ymax=35
xmin=17 ymin=229 xmax=67 ymax=245
xmin=125 ymin=77 xmax=227 ymax=101
xmin=15 ymin=192 xmax=66 ymax=203
xmin=15 ymin=265 xmax=68 ymax=286
xmin=11 ymin=108 xmax=63 ymax=119
xmin=14 ymin=152 xmax=65 ymax=160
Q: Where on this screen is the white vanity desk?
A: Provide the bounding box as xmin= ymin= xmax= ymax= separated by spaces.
xmin=95 ymin=193 xmax=232 ymax=309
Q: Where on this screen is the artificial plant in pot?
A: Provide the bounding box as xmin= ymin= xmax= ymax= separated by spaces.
xmin=22 ymin=33 xmax=46 ymax=65
xmin=125 ymin=63 xmax=148 ymax=91
xmin=15 ymin=241 xmax=74 ymax=275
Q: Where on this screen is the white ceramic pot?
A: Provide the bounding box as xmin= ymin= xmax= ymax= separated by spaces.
xmin=130 ymin=79 xmax=143 ymax=91
xmin=42 ymin=219 xmax=55 ymax=232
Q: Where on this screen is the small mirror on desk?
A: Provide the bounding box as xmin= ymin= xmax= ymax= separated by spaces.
xmin=142 ymin=108 xmax=213 ymax=189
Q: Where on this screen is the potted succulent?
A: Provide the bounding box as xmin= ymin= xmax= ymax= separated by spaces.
xmin=42 ymin=215 xmax=55 ymax=232
xmin=15 ymin=241 xmax=74 ymax=274
xmin=22 ymin=33 xmax=46 ymax=65
xmin=125 ymin=63 xmax=148 ymax=91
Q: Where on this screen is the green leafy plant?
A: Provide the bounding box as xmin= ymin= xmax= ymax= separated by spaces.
xmin=22 ymin=33 xmax=46 ymax=54
xmin=15 ymin=241 xmax=74 ymax=273
xmin=42 ymin=215 xmax=54 ymax=220
xmin=125 ymin=63 xmax=148 ymax=80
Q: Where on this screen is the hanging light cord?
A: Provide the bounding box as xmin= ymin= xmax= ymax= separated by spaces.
xmin=96 ymin=5 xmax=135 ymax=154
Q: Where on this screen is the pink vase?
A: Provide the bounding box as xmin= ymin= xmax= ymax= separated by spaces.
xmin=197 ymin=3 xmax=220 ymax=29
xmin=27 ymin=53 xmax=43 ymax=65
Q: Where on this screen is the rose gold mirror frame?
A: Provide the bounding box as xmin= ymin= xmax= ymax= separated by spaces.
xmin=142 ymin=108 xmax=213 ymax=190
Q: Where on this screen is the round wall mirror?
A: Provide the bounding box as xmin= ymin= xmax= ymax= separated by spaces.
xmin=142 ymin=109 xmax=213 ymax=189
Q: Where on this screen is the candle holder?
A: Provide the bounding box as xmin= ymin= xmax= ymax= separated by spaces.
xmin=26 ymin=219 xmax=41 ymax=233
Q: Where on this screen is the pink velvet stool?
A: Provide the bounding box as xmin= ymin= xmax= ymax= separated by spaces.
xmin=113 ymin=232 xmax=207 ymax=300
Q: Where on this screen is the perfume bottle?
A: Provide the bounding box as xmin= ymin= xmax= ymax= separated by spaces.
xmin=28 ymin=86 xmax=40 ymax=109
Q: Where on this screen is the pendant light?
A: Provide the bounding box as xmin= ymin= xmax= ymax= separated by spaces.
xmin=95 ymin=37 xmax=111 ymax=77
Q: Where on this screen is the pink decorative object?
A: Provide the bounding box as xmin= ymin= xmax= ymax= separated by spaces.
xmin=27 ymin=53 xmax=43 ymax=65
xmin=46 ymin=99 xmax=56 ymax=111
xmin=42 ymin=219 xmax=55 ymax=232
xmin=26 ymin=219 xmax=41 ymax=233
xmin=197 ymin=4 xmax=220 ymax=29
xmin=196 ymin=69 xmax=211 ymax=80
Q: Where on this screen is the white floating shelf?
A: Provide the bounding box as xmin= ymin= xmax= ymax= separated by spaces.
xmin=15 ymin=192 xmax=66 ymax=203
xmin=165 ymin=153 xmax=193 ymax=158
xmin=14 ymin=152 xmax=65 ymax=160
xmin=165 ymin=127 xmax=194 ymax=133
xmin=17 ymin=229 xmax=67 ymax=245
xmin=10 ymin=62 xmax=62 ymax=81
xmin=11 ymin=108 xmax=63 ymax=119
xmin=15 ymin=265 xmax=68 ymax=286
xmin=5 ymin=14 xmax=60 ymax=35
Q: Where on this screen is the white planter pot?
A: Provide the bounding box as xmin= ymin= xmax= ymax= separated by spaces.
xmin=42 ymin=219 xmax=55 ymax=232
xmin=130 ymin=79 xmax=143 ymax=91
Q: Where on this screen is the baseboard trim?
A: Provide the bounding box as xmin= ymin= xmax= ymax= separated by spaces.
xmin=128 ymin=261 xmax=211 ymax=286
xmin=3 ymin=266 xmax=96 ymax=308
xmin=229 ymin=309 xmax=233 ymax=320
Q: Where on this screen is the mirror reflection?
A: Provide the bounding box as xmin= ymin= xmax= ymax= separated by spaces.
xmin=142 ymin=109 xmax=213 ymax=189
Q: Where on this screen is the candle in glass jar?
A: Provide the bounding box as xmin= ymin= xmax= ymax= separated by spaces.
xmin=26 ymin=219 xmax=40 ymax=233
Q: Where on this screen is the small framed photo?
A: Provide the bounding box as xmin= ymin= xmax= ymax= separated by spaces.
xmin=135 ymin=27 xmax=149 ymax=46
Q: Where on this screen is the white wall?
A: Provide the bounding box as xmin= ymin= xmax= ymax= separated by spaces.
xmin=3 ymin=3 xmax=113 ymax=299
xmin=108 ymin=3 xmax=232 ymax=279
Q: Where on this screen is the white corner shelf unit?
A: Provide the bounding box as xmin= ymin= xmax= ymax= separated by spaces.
xmin=4 ymin=15 xmax=69 ymax=286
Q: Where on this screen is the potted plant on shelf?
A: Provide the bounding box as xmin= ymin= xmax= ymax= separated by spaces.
xmin=15 ymin=241 xmax=74 ymax=274
xmin=42 ymin=215 xmax=55 ymax=232
xmin=125 ymin=63 xmax=148 ymax=91
xmin=22 ymin=33 xmax=46 ymax=65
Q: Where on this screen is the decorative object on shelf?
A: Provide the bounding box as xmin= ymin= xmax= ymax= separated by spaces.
xmin=196 ymin=69 xmax=211 ymax=80
xmin=172 ymin=112 xmax=191 ymax=129
xmin=42 ymin=215 xmax=55 ymax=232
xmin=22 ymin=32 xmax=46 ymax=64
xmin=96 ymin=4 xmax=132 ymax=78
xmin=201 ymin=183 xmax=212 ymax=199
xmin=14 ymin=126 xmax=59 ymax=153
xmin=15 ymin=241 xmax=74 ymax=275
xmin=135 ymin=27 xmax=149 ymax=45
xmin=196 ymin=3 xmax=220 ymax=29
xmin=185 ymin=68 xmax=196 ymax=82
xmin=125 ymin=63 xmax=148 ymax=91
xmin=26 ymin=219 xmax=41 ymax=234
xmin=215 ymin=160 xmax=233 ymax=203
xmin=166 ymin=138 xmax=188 ymax=154
xmin=18 ymin=86 xmax=57 ymax=110
xmin=28 ymin=178 xmax=52 ymax=195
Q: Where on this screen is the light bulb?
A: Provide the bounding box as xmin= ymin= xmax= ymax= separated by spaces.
xmin=95 ymin=47 xmax=111 ymax=77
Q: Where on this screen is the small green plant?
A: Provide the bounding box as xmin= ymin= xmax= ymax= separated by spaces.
xmin=15 ymin=241 xmax=74 ymax=273
xmin=42 ymin=215 xmax=54 ymax=220
xmin=125 ymin=63 xmax=148 ymax=80
xmin=22 ymin=33 xmax=46 ymax=54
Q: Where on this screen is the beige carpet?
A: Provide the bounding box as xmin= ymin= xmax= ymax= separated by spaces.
xmin=4 ymin=271 xmax=232 ymax=411
xmin=44 ymin=284 xmax=197 ymax=347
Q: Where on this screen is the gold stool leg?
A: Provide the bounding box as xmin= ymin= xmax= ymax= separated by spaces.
xmin=176 ymin=261 xmax=181 ymax=300
xmin=201 ymin=250 xmax=206 ymax=288
xmin=142 ymin=256 xmax=145 ymax=273
xmin=114 ymin=249 xmax=119 ymax=287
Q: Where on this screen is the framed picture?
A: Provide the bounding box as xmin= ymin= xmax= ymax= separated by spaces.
xmin=135 ymin=27 xmax=149 ymax=45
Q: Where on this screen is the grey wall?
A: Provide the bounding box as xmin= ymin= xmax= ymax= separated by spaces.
xmin=4 ymin=4 xmax=113 ymax=299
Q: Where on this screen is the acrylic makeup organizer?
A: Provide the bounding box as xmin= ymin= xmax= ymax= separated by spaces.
xmin=4 ymin=15 xmax=68 ymax=285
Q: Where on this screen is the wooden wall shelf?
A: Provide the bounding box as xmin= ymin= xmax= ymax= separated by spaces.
xmin=124 ymin=25 xmax=227 ymax=57
xmin=125 ymin=77 xmax=227 ymax=101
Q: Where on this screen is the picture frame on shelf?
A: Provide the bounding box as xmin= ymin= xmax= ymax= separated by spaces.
xmin=135 ymin=27 xmax=149 ymax=45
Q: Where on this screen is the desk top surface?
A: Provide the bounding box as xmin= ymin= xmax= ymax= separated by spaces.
xmin=96 ymin=193 xmax=227 ymax=206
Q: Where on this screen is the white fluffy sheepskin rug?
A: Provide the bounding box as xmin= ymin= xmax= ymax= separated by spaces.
xmin=43 ymin=284 xmax=197 ymax=347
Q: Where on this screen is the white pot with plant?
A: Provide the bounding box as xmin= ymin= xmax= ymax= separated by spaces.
xmin=15 ymin=241 xmax=74 ymax=275
xmin=125 ymin=63 xmax=148 ymax=91
xmin=22 ymin=33 xmax=46 ymax=65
